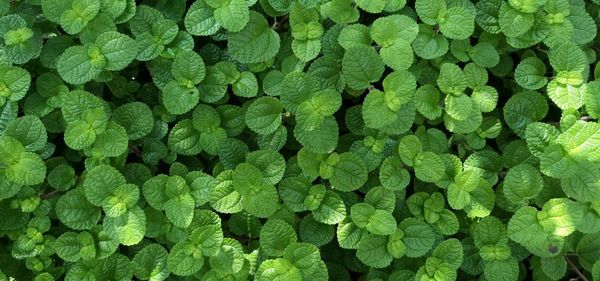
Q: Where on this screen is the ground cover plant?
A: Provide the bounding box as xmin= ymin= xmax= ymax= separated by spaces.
xmin=1 ymin=0 xmax=600 ymax=280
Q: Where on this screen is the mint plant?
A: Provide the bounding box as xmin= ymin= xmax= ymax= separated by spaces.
xmin=1 ymin=0 xmax=600 ymax=280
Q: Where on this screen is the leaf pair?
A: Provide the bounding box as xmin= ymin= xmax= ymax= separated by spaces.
xmin=57 ymin=31 xmax=137 ymax=85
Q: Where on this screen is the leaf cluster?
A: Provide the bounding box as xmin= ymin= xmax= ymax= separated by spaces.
xmin=2 ymin=0 xmax=600 ymax=281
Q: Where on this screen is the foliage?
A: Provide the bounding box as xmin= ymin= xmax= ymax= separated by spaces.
xmin=1 ymin=0 xmax=600 ymax=280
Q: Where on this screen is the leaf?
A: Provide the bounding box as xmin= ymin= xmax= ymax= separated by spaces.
xmin=57 ymin=46 xmax=103 ymax=85
xmin=356 ymin=234 xmax=393 ymax=268
xmin=379 ymin=156 xmax=410 ymax=191
xmin=94 ymin=31 xmax=137 ymax=71
xmin=228 ymin=11 xmax=280 ymax=63
xmin=167 ymin=241 xmax=205 ymax=276
xmin=445 ymin=94 xmax=473 ymax=121
xmin=503 ymin=163 xmax=544 ymax=204
xmin=132 ymin=244 xmax=170 ymax=280
xmin=294 ymin=116 xmax=338 ymax=154
xmin=371 ymin=15 xmax=418 ymax=47
xmin=515 ymin=56 xmax=548 ymax=90
xmin=438 ymin=7 xmax=475 ymax=40
xmin=0 ymin=66 xmax=31 ymax=105
xmin=400 ymin=218 xmax=436 ymax=258
xmin=255 ymin=258 xmax=302 ymax=281
xmin=415 ymin=0 xmax=446 ymax=25
xmin=213 ymin=0 xmax=249 ymax=32
xmin=558 ymin=121 xmax=600 ymax=162
xmin=342 ymin=45 xmax=385 ymax=90
xmin=56 ymin=189 xmax=101 ymax=230
xmin=484 ymin=259 xmax=520 ymax=281
xmin=503 ymin=91 xmax=548 ymax=137
xmin=538 ymin=198 xmax=583 ymax=237
xmin=185 ymin=1 xmax=220 ymax=36
xmin=362 ymin=89 xmax=397 ymax=129
xmin=172 ymin=49 xmax=206 ymax=85
xmin=260 ymin=219 xmax=297 ymax=256
xmin=232 ymin=71 xmax=258 ymax=97
xmin=245 ymin=97 xmax=283 ymax=135
xmin=329 ymin=152 xmax=368 ymax=192
xmin=161 ymin=81 xmax=200 ymax=115
xmin=164 ymin=194 xmax=195 ymax=228
xmin=499 ymin=2 xmax=534 ymax=37
xmin=414 ymin=151 xmax=445 ymax=183
xmin=103 ymin=206 xmax=146 ymax=246
xmin=112 ymin=102 xmax=154 ymax=140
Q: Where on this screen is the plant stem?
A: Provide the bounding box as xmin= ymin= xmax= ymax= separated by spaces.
xmin=129 ymin=143 xmax=142 ymax=157
xmin=565 ymin=255 xmax=589 ymax=281
xmin=272 ymin=15 xmax=289 ymax=29
xmin=41 ymin=190 xmax=60 ymax=199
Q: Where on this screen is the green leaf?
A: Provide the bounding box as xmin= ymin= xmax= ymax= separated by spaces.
xmin=414 ymin=151 xmax=445 ymax=183
xmin=228 ymin=11 xmax=280 ymax=63
xmin=164 ymin=193 xmax=195 ymax=228
xmin=161 ymin=81 xmax=200 ymax=115
xmin=484 ymin=259 xmax=519 ymax=281
xmin=415 ymin=0 xmax=446 ymax=25
xmin=547 ymin=80 xmax=586 ymax=110
xmin=371 ymin=15 xmax=418 ymax=47
xmin=400 ymin=218 xmax=436 ymax=258
xmin=94 ymin=31 xmax=137 ymax=71
xmin=132 ymin=244 xmax=170 ymax=281
xmin=0 ymin=66 xmax=31 ymax=106
xmin=355 ymin=0 xmax=386 ymax=13
xmin=540 ymin=255 xmax=567 ymax=280
xmin=438 ymin=7 xmax=475 ymax=40
xmin=64 ymin=120 xmax=96 ymax=150
xmin=515 ymin=56 xmax=548 ymax=90
xmin=342 ymin=45 xmax=385 ymax=90
xmin=56 ymin=189 xmax=101 ymax=230
xmin=503 ymin=91 xmax=548 ymax=137
xmin=538 ymin=198 xmax=583 ymax=237
xmin=112 ymin=102 xmax=154 ymax=140
xmin=296 ymin=89 xmax=341 ymax=131
xmin=260 ymin=219 xmax=297 ymax=256
xmin=232 ymin=71 xmax=258 ymax=97
xmin=398 ymin=135 xmax=422 ymax=166
xmin=558 ymin=121 xmax=600 ymax=162
xmin=103 ymin=206 xmax=146 ymax=246
xmin=362 ymin=89 xmax=397 ymax=129
xmin=57 ymin=45 xmax=104 ymax=85
xmin=379 ymin=156 xmax=410 ymax=191
xmin=445 ymin=94 xmax=473 ymax=121
xmin=357 ymin=234 xmax=393 ymax=268
xmin=437 ymin=63 xmax=467 ymax=95
xmin=283 ymin=242 xmax=327 ymax=279
xmin=213 ymin=0 xmax=249 ymax=32
xmin=255 ymin=258 xmax=302 ymax=281
xmin=185 ymin=1 xmax=220 ymax=36
xmin=329 ymin=152 xmax=368 ymax=192
xmin=294 ymin=116 xmax=338 ymax=154
xmin=499 ymin=3 xmax=534 ymax=37
xmin=172 ymin=49 xmax=206 ymax=85
xmin=167 ymin=241 xmax=205 ymax=276
xmin=245 ymin=97 xmax=283 ymax=135
xmin=351 ymin=203 xmax=396 ymax=235
xmin=503 ymin=163 xmax=544 ymax=204
xmin=4 ymin=115 xmax=47 ymax=152
xmin=60 ymin=0 xmax=101 ymax=34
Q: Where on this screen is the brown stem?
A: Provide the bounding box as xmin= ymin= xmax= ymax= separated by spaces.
xmin=565 ymin=255 xmax=589 ymax=281
xmin=129 ymin=143 xmax=142 ymax=157
xmin=272 ymin=15 xmax=289 ymax=29
xmin=41 ymin=190 xmax=60 ymax=199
